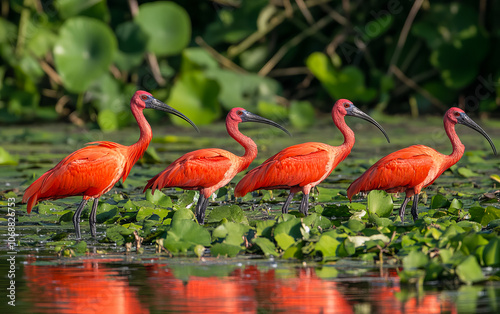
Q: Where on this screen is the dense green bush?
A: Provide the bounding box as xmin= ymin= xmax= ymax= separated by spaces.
xmin=0 ymin=0 xmax=499 ymax=129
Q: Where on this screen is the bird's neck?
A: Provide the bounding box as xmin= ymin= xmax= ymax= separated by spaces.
xmin=444 ymin=121 xmax=465 ymax=167
xmin=128 ymin=107 xmax=153 ymax=168
xmin=226 ymin=121 xmax=257 ymax=172
xmin=334 ymin=114 xmax=355 ymax=153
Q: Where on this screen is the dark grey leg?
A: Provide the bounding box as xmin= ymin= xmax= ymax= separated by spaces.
xmin=89 ymin=198 xmax=99 ymax=238
xmin=281 ymin=192 xmax=295 ymax=214
xmin=399 ymin=197 xmax=411 ymax=223
xmin=410 ymin=194 xmax=419 ymax=221
xmin=196 ymin=194 xmax=209 ymax=225
xmin=73 ymin=199 xmax=89 ymax=239
xmin=299 ymin=193 xmax=309 ymax=216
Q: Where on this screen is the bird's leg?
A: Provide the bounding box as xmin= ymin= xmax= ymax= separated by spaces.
xmin=282 ymin=192 xmax=295 ymax=214
xmin=299 ymin=193 xmax=309 ymax=216
xmin=89 ymin=198 xmax=99 ymax=238
xmin=73 ymin=199 xmax=89 ymax=239
xmin=398 ymin=197 xmax=411 ymax=224
xmin=410 ymin=194 xmax=419 ymax=221
xmin=196 ymin=194 xmax=209 ymax=225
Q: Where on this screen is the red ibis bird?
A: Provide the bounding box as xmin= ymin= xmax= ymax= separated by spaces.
xmin=144 ymin=108 xmax=290 ymax=224
xmin=347 ymin=107 xmax=497 ymax=222
xmin=23 ymin=91 xmax=198 ymax=238
xmin=234 ymin=99 xmax=390 ymax=215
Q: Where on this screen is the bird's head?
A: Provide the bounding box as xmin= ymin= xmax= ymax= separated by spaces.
xmin=131 ymin=90 xmax=199 ymax=132
xmin=227 ymin=107 xmax=291 ymax=136
xmin=446 ymin=107 xmax=496 ymax=155
xmin=333 ymin=99 xmax=390 ymax=143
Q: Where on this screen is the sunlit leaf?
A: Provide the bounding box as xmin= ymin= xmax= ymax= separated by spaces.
xmin=456 ymin=256 xmax=485 ymax=284
xmin=367 ymin=190 xmax=393 ymax=218
xmin=164 ymin=219 xmax=211 ymax=253
xmin=135 ymin=2 xmax=191 ymax=56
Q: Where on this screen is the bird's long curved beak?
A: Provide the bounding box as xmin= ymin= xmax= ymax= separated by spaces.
xmin=460 ymin=115 xmax=497 ymax=155
xmin=241 ymin=111 xmax=291 ymax=136
xmin=349 ymin=107 xmax=390 ymax=143
xmin=146 ymin=98 xmax=200 ymax=132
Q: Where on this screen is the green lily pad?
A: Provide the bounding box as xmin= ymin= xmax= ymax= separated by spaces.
xmin=53 ymin=17 xmax=117 ymax=93
xmin=164 ymin=219 xmax=211 ymax=254
xmin=367 ymin=190 xmax=393 ymax=218
xmin=456 ymin=256 xmax=485 ymax=284
xmin=482 ymin=237 xmax=500 ymax=266
xmin=206 ymin=205 xmax=248 ymax=224
xmin=135 ymin=2 xmax=191 ymax=56
xmin=252 ymin=237 xmax=279 ymax=257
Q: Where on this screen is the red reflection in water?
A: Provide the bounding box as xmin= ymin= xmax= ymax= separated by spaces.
xmin=24 ymin=258 xmax=148 ymax=314
xmin=146 ymin=264 xmax=353 ymax=313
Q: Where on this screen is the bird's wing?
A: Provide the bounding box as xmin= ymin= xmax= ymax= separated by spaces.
xmin=347 ymin=145 xmax=434 ymax=199
xmin=23 ymin=146 xmax=125 ymax=212
xmin=144 ymin=149 xmax=233 ymax=192
xmin=235 ymin=143 xmax=332 ymax=196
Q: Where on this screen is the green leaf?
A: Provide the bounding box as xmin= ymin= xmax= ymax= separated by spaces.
xmin=367 ymin=190 xmax=393 ymax=218
xmin=114 ymin=21 xmax=148 ymax=71
xmin=0 ymin=147 xmax=18 ymax=165
xmin=274 ymin=218 xmax=302 ymax=250
xmin=306 ymin=52 xmax=376 ymax=102
xmin=457 ymin=167 xmax=480 ymax=178
xmin=469 ymin=206 xmax=500 ymax=227
xmin=456 ymin=256 xmax=485 ymax=284
xmin=135 ymin=2 xmax=191 ymax=56
xmin=402 ymin=250 xmax=429 ymax=270
xmin=256 ymin=101 xmax=287 ymax=121
xmin=289 ymin=100 xmax=315 ymax=129
xmin=164 ymin=219 xmax=211 ymax=253
xmin=206 ymin=205 xmax=248 ymax=224
xmin=314 ymin=232 xmax=342 ymax=261
xmin=172 ymin=207 xmax=196 ymax=221
xmin=97 ymin=109 xmax=119 ymax=132
xmin=256 ymin=220 xmax=275 ymax=239
xmin=53 ymin=17 xmax=117 ymax=93
xmin=145 ymin=189 xmax=173 ymax=208
xmin=482 ymin=237 xmax=500 ymax=266
xmin=210 ymin=243 xmax=242 ymax=257
xmin=252 ymin=237 xmax=279 ymax=257
xmin=55 ymin=0 xmax=109 ymax=20
xmin=167 ymin=70 xmax=221 ymax=125
xmin=430 ymin=194 xmax=451 ymax=209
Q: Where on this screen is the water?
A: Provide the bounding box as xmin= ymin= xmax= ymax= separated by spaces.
xmin=1 ymin=253 xmax=498 ymax=313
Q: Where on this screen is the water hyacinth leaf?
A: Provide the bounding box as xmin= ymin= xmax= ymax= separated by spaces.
xmin=402 ymin=250 xmax=429 ymax=270
xmin=469 ymin=206 xmax=500 ymax=227
xmin=212 ymin=222 xmax=250 ymax=247
xmin=114 ymin=21 xmax=148 ymax=71
xmin=256 ymin=101 xmax=288 ymax=121
xmin=367 ymin=190 xmax=393 ymax=218
xmin=164 ymin=219 xmax=211 ymax=253
xmin=456 ymin=255 xmax=485 ymax=284
xmin=274 ymin=218 xmax=302 ymax=250
xmin=97 ymin=109 xmax=119 ymax=132
xmin=256 ymin=220 xmax=275 ymax=239
xmin=135 ymin=2 xmax=191 ymax=56
xmin=53 ymin=17 xmax=117 ymax=93
xmin=211 ymin=243 xmax=242 ymax=257
xmin=167 ymin=70 xmax=221 ymax=125
xmin=430 ymin=194 xmax=451 ymax=209
xmin=282 ymin=241 xmax=304 ymax=259
xmin=105 ymin=225 xmax=135 ymax=246
xmin=206 ymin=205 xmax=248 ymax=224
xmin=96 ymin=206 xmax=118 ymax=223
xmin=252 ymin=237 xmax=279 ymax=257
xmin=172 ymin=207 xmax=196 ymax=221
xmin=175 ymin=191 xmax=198 ymax=208
xmin=303 ymin=213 xmax=332 ymax=230
xmin=145 ymin=189 xmax=173 ymax=208
xmin=314 ymin=233 xmax=342 ymax=261
xmin=482 ymin=237 xmax=500 ymax=266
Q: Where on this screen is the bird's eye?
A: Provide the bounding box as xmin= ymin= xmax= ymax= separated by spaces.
xmin=237 ymin=110 xmax=243 ymax=116
xmin=344 ymin=103 xmax=350 ymax=108
xmin=141 ymin=95 xmax=148 ymax=100
xmin=454 ymin=112 xmax=460 ymax=117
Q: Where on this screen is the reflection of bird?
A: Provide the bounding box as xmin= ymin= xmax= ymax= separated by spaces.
xmin=347 ymin=108 xmax=497 ymax=222
xmin=23 ymin=91 xmax=198 ymax=238
xmin=144 ymin=108 xmax=290 ymax=224
xmin=25 ymin=258 xmax=149 ymax=313
xmin=235 ymin=99 xmax=389 ymax=215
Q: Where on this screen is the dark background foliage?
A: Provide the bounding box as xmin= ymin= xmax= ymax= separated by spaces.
xmin=1 ymin=0 xmax=499 ymax=130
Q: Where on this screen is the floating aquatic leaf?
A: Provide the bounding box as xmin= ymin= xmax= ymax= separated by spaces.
xmin=206 ymin=205 xmax=248 ymax=224
xmin=164 ymin=219 xmax=211 ymax=254
xmin=456 ymin=256 xmax=485 ymax=284
xmin=252 ymin=237 xmax=279 ymax=257
xmin=367 ymin=190 xmax=393 ymax=218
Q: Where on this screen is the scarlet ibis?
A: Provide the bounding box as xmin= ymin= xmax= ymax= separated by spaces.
xmin=347 ymin=107 xmax=497 ymax=222
xmin=23 ymin=91 xmax=198 ymax=238
xmin=144 ymin=108 xmax=290 ymax=224
xmin=234 ymin=99 xmax=390 ymax=215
